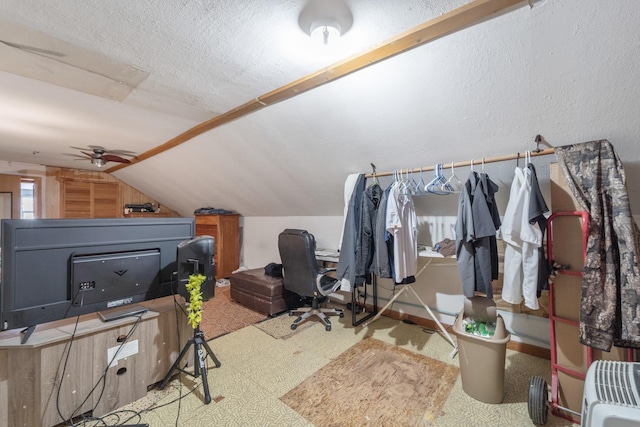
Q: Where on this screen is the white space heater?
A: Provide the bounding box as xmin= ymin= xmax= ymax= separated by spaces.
xmin=581 ymin=360 xmax=640 ymax=427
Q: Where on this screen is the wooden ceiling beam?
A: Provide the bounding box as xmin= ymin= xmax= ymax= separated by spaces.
xmin=107 ymin=0 xmax=524 ymax=173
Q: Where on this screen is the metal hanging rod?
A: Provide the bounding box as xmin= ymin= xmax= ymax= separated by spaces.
xmin=366 ymin=147 xmax=555 ymax=179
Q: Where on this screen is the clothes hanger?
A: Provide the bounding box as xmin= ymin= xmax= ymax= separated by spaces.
xmin=405 ymin=169 xmax=417 ymax=195
xmin=438 ymin=164 xmax=455 ymax=193
xmin=391 ymin=169 xmax=399 ymax=190
xmin=397 ymin=169 xmax=408 ymax=193
xmin=415 ymin=167 xmax=426 ymax=195
xmin=402 ymin=168 xmax=412 ymax=194
xmin=427 ymin=164 xmax=452 ymax=195
xmin=370 ymin=163 xmax=379 ymax=186
xmin=446 ymin=162 xmax=463 ymax=193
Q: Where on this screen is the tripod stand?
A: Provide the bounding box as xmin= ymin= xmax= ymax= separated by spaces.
xmin=158 ymin=324 xmax=221 ymax=404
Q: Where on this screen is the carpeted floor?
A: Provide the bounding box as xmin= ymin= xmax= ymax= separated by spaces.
xmin=254 ymin=311 xmax=316 ymax=339
xmin=199 ymin=285 xmax=267 ymax=340
xmin=91 ymin=311 xmax=578 ymax=426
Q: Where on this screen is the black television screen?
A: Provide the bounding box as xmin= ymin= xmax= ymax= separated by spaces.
xmin=0 ymin=217 xmax=194 ymax=337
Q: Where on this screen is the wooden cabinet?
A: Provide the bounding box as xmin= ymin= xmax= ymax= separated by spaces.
xmin=0 ymin=297 xmax=191 ymax=427
xmin=48 ymin=168 xmax=181 ymax=219
xmin=62 ymin=180 xmax=120 ymax=218
xmin=195 ymin=214 xmax=241 ymax=279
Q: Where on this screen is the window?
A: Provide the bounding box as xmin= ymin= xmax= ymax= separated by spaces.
xmin=21 ymin=179 xmax=36 ymax=219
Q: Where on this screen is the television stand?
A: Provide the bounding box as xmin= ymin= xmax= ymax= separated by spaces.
xmin=20 ymin=325 xmax=36 ymax=344
xmin=0 ymin=295 xmax=192 ymax=427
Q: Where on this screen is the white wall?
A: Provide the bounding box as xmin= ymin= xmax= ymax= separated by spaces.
xmin=240 ymin=216 xmax=344 ymax=269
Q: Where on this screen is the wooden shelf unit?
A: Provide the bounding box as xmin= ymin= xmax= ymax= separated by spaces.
xmin=195 ymin=214 xmax=241 ymax=279
xmin=124 ymin=212 xmax=170 ymax=218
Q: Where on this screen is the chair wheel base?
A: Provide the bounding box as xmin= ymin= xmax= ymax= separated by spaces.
xmin=325 ymin=325 xmax=331 ymax=331
xmin=291 ymin=324 xmax=297 ymax=330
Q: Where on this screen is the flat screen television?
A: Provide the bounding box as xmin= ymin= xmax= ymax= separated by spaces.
xmin=0 ymin=217 xmax=195 ymax=341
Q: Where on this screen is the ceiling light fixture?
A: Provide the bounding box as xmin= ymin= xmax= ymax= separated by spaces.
xmin=91 ymin=157 xmax=105 ymax=167
xmin=310 ymin=19 xmax=341 ymax=46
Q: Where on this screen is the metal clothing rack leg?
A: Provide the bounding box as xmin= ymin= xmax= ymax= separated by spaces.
xmin=351 ymin=273 xmax=378 ymax=326
xmin=362 ymin=259 xmax=458 ymax=358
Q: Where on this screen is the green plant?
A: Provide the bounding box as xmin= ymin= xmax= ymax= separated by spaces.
xmin=186 ymin=274 xmax=206 ymax=328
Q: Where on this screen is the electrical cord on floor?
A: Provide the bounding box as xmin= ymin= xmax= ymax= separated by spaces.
xmin=66 ymin=282 xmax=201 ymax=426
xmin=55 ymin=312 xmax=82 ymax=425
xmin=171 ymin=280 xmax=188 ymax=427
xmin=117 ymin=281 xmax=200 ymax=427
xmin=56 ymin=289 xmax=85 ymax=425
xmin=60 ymin=314 xmax=143 ymax=426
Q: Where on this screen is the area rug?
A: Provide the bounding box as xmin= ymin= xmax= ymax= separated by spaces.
xmin=199 ymin=285 xmax=267 ymax=340
xmin=254 ymin=312 xmax=316 ymax=339
xmin=280 ymin=337 xmax=459 ymax=426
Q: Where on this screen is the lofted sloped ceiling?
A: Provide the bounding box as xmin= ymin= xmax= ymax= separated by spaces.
xmin=1 ymin=0 xmax=640 ymax=217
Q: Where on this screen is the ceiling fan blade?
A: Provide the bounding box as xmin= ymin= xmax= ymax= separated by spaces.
xmin=102 ymin=154 xmax=131 ymax=164
xmin=80 ymin=151 xmax=96 ymax=159
xmin=105 ymin=149 xmax=136 ymax=157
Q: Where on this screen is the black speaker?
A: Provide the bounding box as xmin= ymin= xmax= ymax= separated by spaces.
xmin=176 ymin=235 xmax=215 ymax=302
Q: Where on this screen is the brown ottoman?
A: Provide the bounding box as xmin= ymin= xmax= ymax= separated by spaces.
xmin=230 ymin=268 xmax=299 ymax=317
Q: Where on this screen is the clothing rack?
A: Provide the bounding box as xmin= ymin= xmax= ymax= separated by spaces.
xmin=359 ymin=138 xmax=556 ymax=358
xmin=366 ymin=147 xmax=556 ymax=179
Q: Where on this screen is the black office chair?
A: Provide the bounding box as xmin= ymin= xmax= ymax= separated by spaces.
xmin=278 ymin=229 xmax=344 ymax=331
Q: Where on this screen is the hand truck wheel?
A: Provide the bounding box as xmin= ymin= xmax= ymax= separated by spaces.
xmin=528 ymin=375 xmax=549 ymax=425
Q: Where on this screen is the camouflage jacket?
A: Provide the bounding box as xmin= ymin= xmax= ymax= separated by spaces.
xmin=556 ymin=140 xmax=640 ymax=351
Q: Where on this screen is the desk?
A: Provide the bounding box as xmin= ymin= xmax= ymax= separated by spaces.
xmin=315 ymin=249 xmax=339 ymax=264
xmin=315 ymin=249 xmax=379 ymax=326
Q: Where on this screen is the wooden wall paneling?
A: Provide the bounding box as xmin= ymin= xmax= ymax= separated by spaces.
xmin=0 ymin=173 xmax=21 ymax=218
xmin=120 ymin=182 xmax=180 ymax=216
xmin=45 ymin=168 xmax=62 ymax=218
xmin=49 ymin=166 xmax=181 ymax=218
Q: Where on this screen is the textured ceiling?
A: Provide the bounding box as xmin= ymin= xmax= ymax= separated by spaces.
xmin=1 ymin=0 xmax=640 ymax=217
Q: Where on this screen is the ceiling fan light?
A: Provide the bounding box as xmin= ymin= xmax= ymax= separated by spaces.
xmin=92 ymin=157 xmax=105 ymax=167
